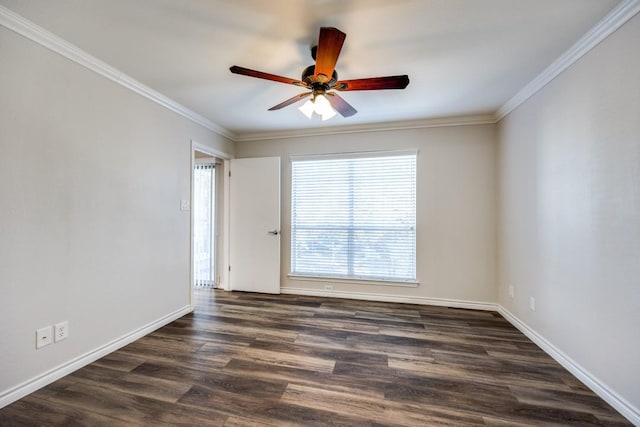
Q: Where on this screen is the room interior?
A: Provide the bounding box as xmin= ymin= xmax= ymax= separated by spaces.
xmin=0 ymin=0 xmax=638 ymax=424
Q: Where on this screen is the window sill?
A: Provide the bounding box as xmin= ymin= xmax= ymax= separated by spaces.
xmin=288 ymin=274 xmax=419 ymax=288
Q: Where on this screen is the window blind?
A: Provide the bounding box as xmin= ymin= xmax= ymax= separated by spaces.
xmin=291 ymin=153 xmax=416 ymax=282
xmin=193 ymin=163 xmax=215 ymax=287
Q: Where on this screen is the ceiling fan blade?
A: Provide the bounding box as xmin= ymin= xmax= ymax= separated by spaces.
xmin=314 ymin=27 xmax=346 ymax=83
xmin=268 ymin=92 xmax=312 ymax=111
xmin=230 ymin=66 xmax=307 ymax=87
xmin=334 ymin=75 xmax=410 ymax=91
xmin=326 ymin=92 xmax=357 ymax=117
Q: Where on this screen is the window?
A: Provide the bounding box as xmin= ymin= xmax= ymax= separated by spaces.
xmin=291 ymin=152 xmax=416 ymax=282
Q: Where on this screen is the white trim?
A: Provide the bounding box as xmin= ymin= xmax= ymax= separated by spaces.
xmin=290 ymin=149 xmax=418 ymax=162
xmin=221 ymin=159 xmax=232 ymax=291
xmin=288 ymin=274 xmax=419 ymax=288
xmin=190 ymin=141 xmax=233 ymax=304
xmin=281 ymin=287 xmax=496 ymax=311
xmin=0 ymin=5 xmax=494 ymax=143
xmin=4 ymin=1 xmax=637 ymax=141
xmin=235 ymin=115 xmax=496 ymax=142
xmin=0 ymin=305 xmax=192 ymax=410
xmin=498 ymin=306 xmax=640 ymax=425
xmin=194 ymin=158 xmax=217 ymax=165
xmin=189 ymin=142 xmax=233 ymax=292
xmin=496 ymin=0 xmax=640 ymax=121
xmin=191 ymin=142 xmax=233 ymax=161
xmin=0 ymin=5 xmax=235 ymax=141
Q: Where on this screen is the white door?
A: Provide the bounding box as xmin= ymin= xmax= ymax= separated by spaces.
xmin=229 ymin=157 xmax=281 ymax=294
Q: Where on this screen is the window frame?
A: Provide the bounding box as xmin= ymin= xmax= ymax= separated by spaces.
xmin=289 ymin=150 xmax=419 ymax=287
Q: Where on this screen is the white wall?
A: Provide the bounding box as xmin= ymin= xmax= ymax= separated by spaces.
xmin=236 ymin=124 xmax=498 ymax=306
xmin=497 ymin=13 xmax=640 ymax=416
xmin=0 ymin=26 xmax=233 ymax=400
xmin=4 ymin=1 xmax=637 ymax=420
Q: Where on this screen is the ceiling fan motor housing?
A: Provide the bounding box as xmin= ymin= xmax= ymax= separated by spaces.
xmin=301 ymin=65 xmax=338 ymax=89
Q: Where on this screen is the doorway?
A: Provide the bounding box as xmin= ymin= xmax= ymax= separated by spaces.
xmin=190 ymin=141 xmax=232 ymax=310
xmin=193 ymin=154 xmax=217 ymax=287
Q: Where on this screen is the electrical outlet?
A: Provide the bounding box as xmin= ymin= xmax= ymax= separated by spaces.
xmin=54 ymin=321 xmax=69 ymax=342
xmin=324 ymin=284 xmax=333 ymax=290
xmin=36 ymin=326 xmax=53 ymax=349
xmin=509 ymin=285 xmax=514 ymax=298
xmin=530 ymin=297 xmax=536 ymax=311
xmin=180 ymin=200 xmax=190 ymax=211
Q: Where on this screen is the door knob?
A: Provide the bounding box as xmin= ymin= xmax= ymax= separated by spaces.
xmin=267 ymin=230 xmax=279 ymax=235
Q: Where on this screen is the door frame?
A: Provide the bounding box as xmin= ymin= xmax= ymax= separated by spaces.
xmin=190 ymin=140 xmax=233 ymax=310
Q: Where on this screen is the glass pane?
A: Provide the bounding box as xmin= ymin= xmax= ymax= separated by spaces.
xmin=292 ymin=228 xmax=348 ymax=276
xmin=352 ymin=229 xmax=416 ymax=280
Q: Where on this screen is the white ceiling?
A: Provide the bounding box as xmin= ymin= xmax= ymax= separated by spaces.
xmin=0 ymin=0 xmax=620 ymax=136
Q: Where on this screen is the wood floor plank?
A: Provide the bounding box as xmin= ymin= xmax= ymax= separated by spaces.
xmin=384 ymin=405 xmax=486 ymax=426
xmin=91 ymin=350 xmax=148 ymax=373
xmin=0 ymin=395 xmax=125 ymax=426
xmin=378 ymin=326 xmax=520 ymax=351
xmin=223 ymin=358 xmax=387 ymax=400
xmin=40 ymin=375 xmax=228 ymax=426
xmin=177 ymin=384 xmax=282 ymax=421
xmin=280 ymin=384 xmax=387 ymax=423
xmin=249 ymin=338 xmax=389 ymax=366
xmin=385 ymin=378 xmax=602 ymax=425
xmin=0 ymin=289 xmax=631 ymax=426
xmin=482 ymin=415 xmax=539 ymax=426
xmin=191 ymin=319 xmax=300 ymax=342
xmin=200 ymin=342 xmax=336 ymax=373
xmin=486 ymin=348 xmax=564 ymax=365
xmin=30 ymin=380 xmax=186 ymax=425
xmin=67 ymin=364 xmax=193 ymax=403
xmin=509 ymin=385 xmax=631 ymax=419
xmin=252 ymin=402 xmax=374 ymax=427
xmin=393 ymin=355 xmax=577 ymax=393
xmin=223 ymin=415 xmax=280 ymax=427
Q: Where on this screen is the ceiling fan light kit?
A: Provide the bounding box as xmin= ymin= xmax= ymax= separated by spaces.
xmin=230 ymin=27 xmax=409 ymax=121
xmin=299 ymin=92 xmax=336 ymax=120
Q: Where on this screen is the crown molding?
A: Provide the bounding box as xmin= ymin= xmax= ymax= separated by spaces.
xmin=0 ymin=5 xmax=236 ymax=141
xmin=4 ymin=1 xmax=637 ymax=142
xmin=496 ymin=0 xmax=640 ymax=121
xmin=0 ymin=4 xmax=491 ymax=143
xmin=234 ymin=114 xmax=497 ymax=142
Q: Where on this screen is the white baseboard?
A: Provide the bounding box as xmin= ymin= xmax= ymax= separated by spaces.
xmin=0 ymin=305 xmax=192 ymax=409
xmin=498 ymin=306 xmax=639 ymax=425
xmin=5 ymin=296 xmax=635 ymax=425
xmin=280 ymin=287 xmax=497 ymax=311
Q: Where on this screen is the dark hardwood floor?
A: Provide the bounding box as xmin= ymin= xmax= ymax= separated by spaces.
xmin=0 ymin=289 xmax=631 ymax=426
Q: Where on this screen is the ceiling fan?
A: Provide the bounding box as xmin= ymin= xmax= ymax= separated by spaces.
xmin=230 ymin=27 xmax=409 ymax=120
